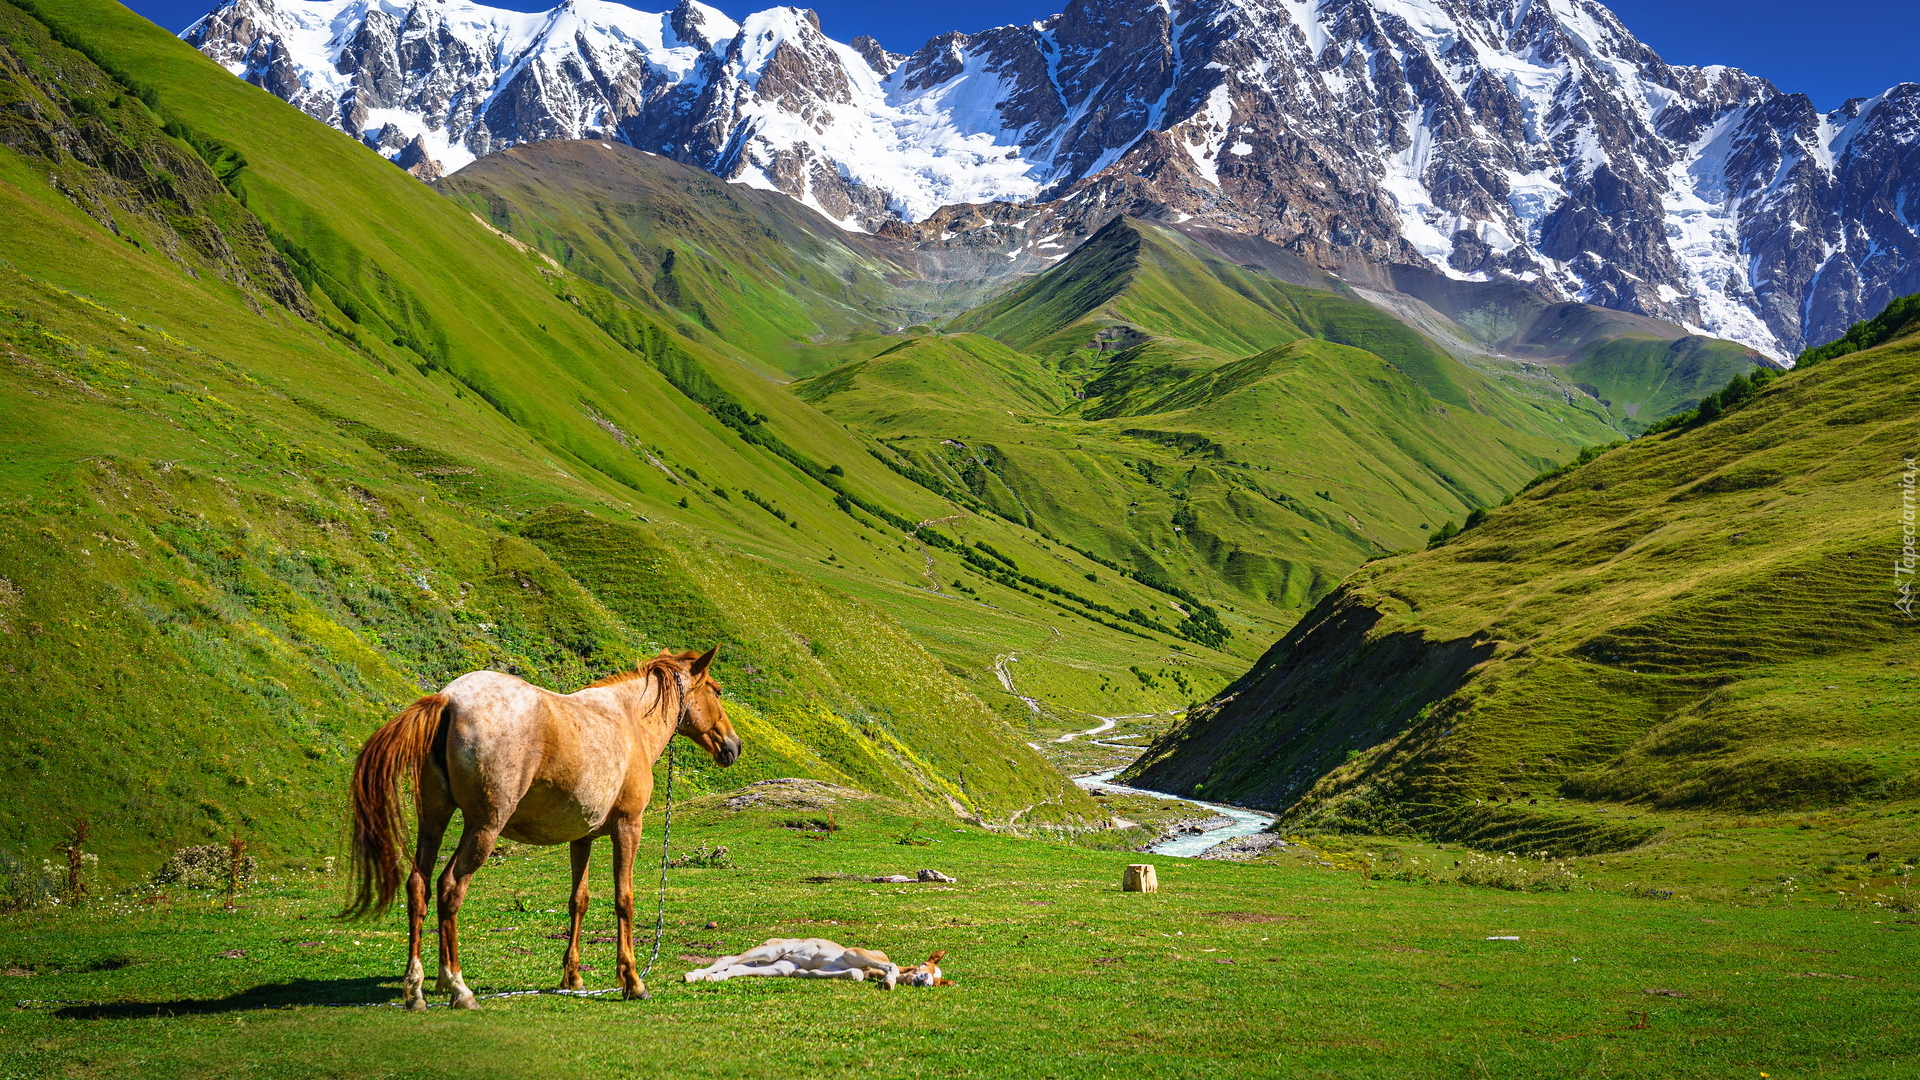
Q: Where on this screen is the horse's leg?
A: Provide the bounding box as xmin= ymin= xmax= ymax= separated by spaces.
xmin=609 ymin=816 xmax=648 ymax=1000
xmin=793 ymin=967 xmax=866 ymax=981
xmin=560 ymin=837 xmax=592 ymax=991
xmin=435 ymin=818 xmax=500 ymax=1009
xmin=404 ymin=791 xmax=454 ymax=1011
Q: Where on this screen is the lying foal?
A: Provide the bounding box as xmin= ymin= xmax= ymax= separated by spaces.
xmin=684 ymin=938 xmax=949 ymax=989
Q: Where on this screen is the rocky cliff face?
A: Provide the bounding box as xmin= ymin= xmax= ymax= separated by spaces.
xmin=183 ymin=0 xmax=1919 ymax=359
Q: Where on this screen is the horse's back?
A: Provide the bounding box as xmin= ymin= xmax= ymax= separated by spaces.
xmin=439 ymin=671 xmax=636 ymax=843
xmin=439 ymin=671 xmax=549 ymax=763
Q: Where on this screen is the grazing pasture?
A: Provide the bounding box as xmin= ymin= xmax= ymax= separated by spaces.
xmin=3 ymin=790 xmax=1910 ymax=1079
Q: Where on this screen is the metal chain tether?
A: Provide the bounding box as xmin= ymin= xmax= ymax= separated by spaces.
xmin=637 ymin=737 xmax=674 ymax=988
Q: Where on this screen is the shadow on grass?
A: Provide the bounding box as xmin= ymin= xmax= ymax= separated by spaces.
xmin=53 ymin=977 xmax=401 ymax=1018
xmin=48 ymin=979 xmax=633 ymax=1018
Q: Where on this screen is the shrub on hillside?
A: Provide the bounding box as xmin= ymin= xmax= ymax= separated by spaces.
xmin=1427 ymin=506 xmax=1491 ymax=548
xmin=0 ymin=848 xmax=63 ymax=911
xmin=1454 ymin=852 xmax=1579 ymax=892
xmin=1517 ymin=439 xmax=1626 ymax=496
xmin=1642 ymin=367 xmax=1779 ymax=435
xmin=1796 ymin=292 xmax=1920 ymax=368
xmin=1374 ymin=850 xmax=1443 ymax=884
xmin=151 ymin=844 xmax=258 ymax=890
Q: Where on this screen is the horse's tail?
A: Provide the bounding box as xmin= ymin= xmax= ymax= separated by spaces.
xmin=344 ymin=694 xmax=448 ymax=919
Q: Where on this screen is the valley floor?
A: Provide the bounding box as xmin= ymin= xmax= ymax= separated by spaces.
xmin=1 ymin=789 xmax=1911 ymax=1079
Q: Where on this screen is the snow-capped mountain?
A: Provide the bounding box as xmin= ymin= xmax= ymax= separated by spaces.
xmin=184 ymin=0 xmax=1920 ymax=358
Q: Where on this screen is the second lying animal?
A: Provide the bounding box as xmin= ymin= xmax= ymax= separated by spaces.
xmin=684 ymin=938 xmax=950 ymax=989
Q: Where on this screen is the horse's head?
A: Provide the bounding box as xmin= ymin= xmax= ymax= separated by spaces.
xmin=672 ymin=646 xmax=740 ymax=767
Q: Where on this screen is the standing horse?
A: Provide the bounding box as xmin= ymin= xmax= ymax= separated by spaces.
xmin=345 ymin=647 xmax=740 ymax=1009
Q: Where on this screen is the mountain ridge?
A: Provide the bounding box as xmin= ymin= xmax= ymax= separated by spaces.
xmin=181 ymin=0 xmax=1920 ymax=360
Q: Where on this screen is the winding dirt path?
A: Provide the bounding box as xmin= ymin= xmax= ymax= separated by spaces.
xmin=910 ymin=515 xmax=964 ymax=591
xmin=992 ymin=651 xmax=1047 ymax=720
xmin=1051 ymin=712 xmax=1174 ymax=744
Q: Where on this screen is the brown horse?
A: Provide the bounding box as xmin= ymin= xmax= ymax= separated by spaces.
xmin=345 ymin=647 xmax=740 ymax=1009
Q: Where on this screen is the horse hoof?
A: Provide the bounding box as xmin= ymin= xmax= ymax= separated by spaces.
xmin=405 ymin=997 xmax=427 ymax=1012
xmin=451 ymin=995 xmax=479 ymax=1011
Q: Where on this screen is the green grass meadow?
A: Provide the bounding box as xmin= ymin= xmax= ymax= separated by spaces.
xmin=3 ymin=3 xmax=1917 ymax=1077
xmin=2 ymin=790 xmax=1912 ymax=1079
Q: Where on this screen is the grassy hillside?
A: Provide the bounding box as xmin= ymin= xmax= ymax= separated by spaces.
xmin=795 ymin=333 xmax=1073 ymax=418
xmin=1125 ymin=315 xmax=1920 ymax=857
xmin=417 ymin=142 xmax=1767 ymax=690
xmin=801 ymin=331 xmax=1608 ymax=616
xmin=435 ymin=141 xmax=964 ymax=380
xmin=418 ymin=136 xmax=1275 ymax=683
xmin=945 ymin=216 xmax=1309 ymax=371
xmin=1355 ymin=266 xmax=1766 ymax=430
xmin=947 ymin=218 xmax=1625 ymax=441
xmin=0 ymin=0 xmax=1164 ymax=882
xmin=792 ymin=217 xmax=1627 ymax=627
xmin=1513 ymin=305 xmax=1769 ymax=432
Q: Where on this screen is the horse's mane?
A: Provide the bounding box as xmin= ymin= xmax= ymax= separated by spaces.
xmin=585 ymin=651 xmax=699 ymax=689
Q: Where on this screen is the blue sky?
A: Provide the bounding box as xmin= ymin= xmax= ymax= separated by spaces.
xmin=135 ymin=0 xmax=1915 ymax=111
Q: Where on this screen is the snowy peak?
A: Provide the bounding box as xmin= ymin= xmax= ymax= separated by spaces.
xmin=183 ymin=0 xmax=1920 ymax=357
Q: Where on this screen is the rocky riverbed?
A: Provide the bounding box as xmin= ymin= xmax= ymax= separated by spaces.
xmin=1073 ymin=769 xmax=1277 ymax=857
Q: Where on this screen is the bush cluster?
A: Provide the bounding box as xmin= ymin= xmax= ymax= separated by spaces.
xmin=1454 ymin=852 xmax=1579 ymax=892
xmin=1641 ymin=367 xmax=1780 ymax=435
xmin=0 ymin=848 xmax=66 ymax=911
xmin=151 ymin=845 xmax=258 ymax=890
xmin=1426 ymin=505 xmax=1491 ymax=548
xmin=1796 ymin=291 xmax=1920 ymax=368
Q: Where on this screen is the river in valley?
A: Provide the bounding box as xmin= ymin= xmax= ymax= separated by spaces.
xmin=1073 ymin=767 xmax=1278 ymax=856
xmin=1055 ymin=717 xmax=1277 ymax=856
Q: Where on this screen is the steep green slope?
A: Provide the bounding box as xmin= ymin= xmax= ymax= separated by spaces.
xmin=1560 ymin=334 xmax=1760 ymax=431
xmin=435 ymin=141 xmax=947 ymax=379
xmin=945 ymin=218 xmax=1624 ymax=451
xmin=1352 ymin=263 xmax=1766 ymax=430
xmin=425 ymin=135 xmax=1266 ymax=688
xmin=797 ymin=214 xmax=1626 ymax=626
xmin=1511 ymin=305 xmax=1768 ymax=431
xmin=1125 ymin=316 xmax=1920 ymax=856
xmin=799 ymin=326 xmax=1602 ymax=625
xmin=946 ymin=217 xmax=1309 ymax=371
xmin=794 ymin=333 xmax=1073 ymax=418
xmin=0 ymin=0 xmax=1119 ymax=880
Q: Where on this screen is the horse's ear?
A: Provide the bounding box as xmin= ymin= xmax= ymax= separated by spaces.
xmin=689 ymin=645 xmax=719 ymax=678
